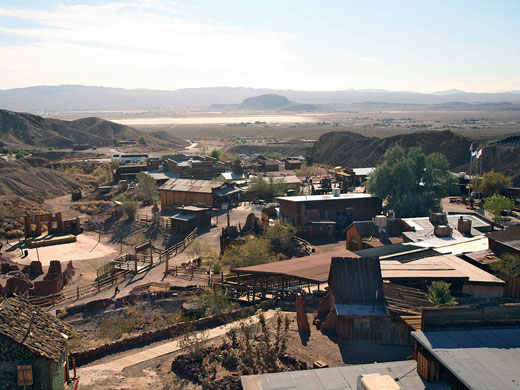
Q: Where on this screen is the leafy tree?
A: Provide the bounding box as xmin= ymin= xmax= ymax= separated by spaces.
xmin=137 ymin=136 xmax=147 ymax=145
xmin=221 ymin=237 xmax=276 ymax=269
xmin=115 ymin=194 xmax=139 ymax=219
xmin=112 ymin=138 xmax=120 ymax=146
xmin=209 ymin=148 xmax=222 ymax=160
xmin=200 ymin=289 xmax=237 ymax=317
xmin=475 ymin=170 xmax=512 ymax=197
xmin=248 ymin=176 xmax=286 ymax=201
xmin=484 ymin=194 xmax=514 ymax=224
xmin=262 ymin=220 xmax=296 ymax=255
xmin=426 ymin=281 xmax=455 ymax=307
xmin=136 ymin=172 xmax=158 ymax=202
xmin=366 ymin=146 xmax=456 ymax=217
xmin=489 ymin=253 xmax=520 ymax=280
xmin=122 ymin=200 xmax=138 ymax=219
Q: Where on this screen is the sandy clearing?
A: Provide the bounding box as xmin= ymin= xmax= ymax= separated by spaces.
xmin=16 ymin=233 xmax=117 ymax=266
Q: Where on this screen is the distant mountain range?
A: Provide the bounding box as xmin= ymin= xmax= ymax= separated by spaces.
xmin=0 ymin=109 xmax=186 ymax=149
xmin=1 ymin=85 xmax=520 ymax=112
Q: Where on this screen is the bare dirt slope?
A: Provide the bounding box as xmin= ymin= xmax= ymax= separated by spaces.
xmin=310 ymin=130 xmax=520 ymax=185
xmin=0 ymin=157 xmax=88 ymax=197
xmin=0 ymin=109 xmax=187 ymax=149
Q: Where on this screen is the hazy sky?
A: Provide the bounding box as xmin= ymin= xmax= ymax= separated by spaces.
xmin=1 ymin=0 xmax=519 ymax=92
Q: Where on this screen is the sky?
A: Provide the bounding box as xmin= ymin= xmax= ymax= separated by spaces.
xmin=0 ymin=0 xmax=519 ymax=92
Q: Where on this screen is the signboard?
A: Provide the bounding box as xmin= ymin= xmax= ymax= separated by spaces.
xmin=17 ymin=364 xmax=33 ymax=386
xmin=221 ymin=203 xmax=229 ymax=210
xmin=135 ymin=241 xmax=152 ymax=253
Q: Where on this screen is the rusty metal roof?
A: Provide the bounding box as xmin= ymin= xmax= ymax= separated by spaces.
xmin=330 ymin=257 xmax=385 ymax=306
xmin=232 ymin=250 xmax=359 ymax=283
xmin=159 ymin=178 xmax=223 ymax=193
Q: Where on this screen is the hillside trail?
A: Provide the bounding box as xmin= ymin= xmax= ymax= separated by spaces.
xmin=80 ymin=309 xmax=277 ymax=372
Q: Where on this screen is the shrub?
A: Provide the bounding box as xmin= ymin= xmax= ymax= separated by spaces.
xmin=426 ymin=281 xmax=455 ymax=307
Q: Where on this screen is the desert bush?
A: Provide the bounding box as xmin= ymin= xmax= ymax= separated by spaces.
xmin=489 ymin=253 xmax=520 ymax=279
xmin=225 ymin=309 xmax=290 ymax=375
xmin=200 ymin=289 xmax=237 ymax=317
xmin=178 ymin=326 xmax=209 ymax=359
xmin=6 ymin=230 xmax=24 ymax=239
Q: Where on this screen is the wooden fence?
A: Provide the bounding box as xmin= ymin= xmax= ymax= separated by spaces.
xmin=291 ymin=236 xmax=314 ymax=256
xmin=28 ymin=268 xmax=133 ymax=308
xmin=505 ymin=276 xmax=520 ymax=298
xmin=158 ymin=227 xmax=197 ymax=264
xmin=135 ymin=213 xmax=171 ymax=229
xmin=28 ymin=228 xmax=197 ymax=308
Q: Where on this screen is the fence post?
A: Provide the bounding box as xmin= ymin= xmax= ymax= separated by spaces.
xmin=97 ymin=280 xmax=100 ymax=292
xmin=165 ymin=257 xmax=169 ymax=275
xmin=77 ymin=286 xmax=80 ymax=299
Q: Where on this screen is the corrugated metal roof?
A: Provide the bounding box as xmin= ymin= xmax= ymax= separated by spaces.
xmin=241 ymin=360 xmax=449 ymax=390
xmin=330 ymin=257 xmax=386 ymax=307
xmin=232 ymin=250 xmax=359 ymax=283
xmin=233 ymin=251 xmax=503 ymax=285
xmin=412 ymin=328 xmax=520 ymax=390
xmin=159 ymin=178 xmax=222 ymax=193
xmin=277 ymin=193 xmax=374 ymax=202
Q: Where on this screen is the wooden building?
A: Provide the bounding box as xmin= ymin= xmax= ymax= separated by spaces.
xmin=284 ymin=159 xmax=302 ymax=170
xmin=160 ymin=178 xmax=241 ymax=209
xmin=277 ymin=193 xmax=381 ymax=238
xmin=345 ymin=217 xmax=407 ymax=251
xmin=0 ymin=297 xmax=71 ymax=390
xmin=165 ymin=156 xmax=225 ymax=180
xmin=487 ymin=224 xmax=520 ymax=256
xmin=170 ymin=206 xmax=212 ymax=234
xmin=319 ymin=257 xmax=390 ymax=341
xmin=412 ymin=304 xmax=520 ymax=388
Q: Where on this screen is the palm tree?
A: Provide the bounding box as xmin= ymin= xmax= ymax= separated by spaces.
xmin=426 ymin=281 xmax=456 ymax=307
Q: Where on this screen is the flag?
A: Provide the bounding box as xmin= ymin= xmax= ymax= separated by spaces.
xmin=469 ymin=143 xmax=474 ymax=153
xmin=471 ymin=151 xmax=478 ymax=158
xmin=476 ymin=148 xmax=483 ymax=159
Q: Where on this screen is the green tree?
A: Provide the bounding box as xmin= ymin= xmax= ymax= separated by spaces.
xmin=137 ymin=136 xmax=147 ymax=145
xmin=200 ymin=289 xmax=237 ymax=317
xmin=489 ymin=253 xmax=520 ymax=280
xmin=426 ymin=281 xmax=455 ymax=307
xmin=112 ymin=138 xmax=120 ymax=146
xmin=209 ymin=148 xmax=222 ymax=160
xmin=366 ymin=146 xmax=456 ymax=217
xmin=262 ymin=220 xmax=296 ymax=255
xmin=475 ymin=170 xmax=512 ymax=197
xmin=221 ymin=237 xmax=276 ymax=269
xmin=248 ymin=176 xmax=286 ymax=201
xmin=136 ymin=172 xmax=158 ymax=202
xmin=484 ymin=194 xmax=514 ymax=224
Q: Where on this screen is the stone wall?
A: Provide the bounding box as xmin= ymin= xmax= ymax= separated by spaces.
xmin=70 ymin=300 xmax=274 ymax=365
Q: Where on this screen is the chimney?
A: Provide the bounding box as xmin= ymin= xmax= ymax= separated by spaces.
xmin=457 ymin=216 xmax=472 ymax=235
xmin=434 ymin=225 xmax=452 ymax=238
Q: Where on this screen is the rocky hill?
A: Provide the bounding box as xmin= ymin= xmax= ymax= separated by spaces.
xmin=0 ymin=157 xmax=88 ymax=198
xmin=210 ymin=94 xmax=318 ymax=112
xmin=310 ymin=130 xmax=520 ymax=186
xmin=0 ymin=109 xmax=186 ymax=150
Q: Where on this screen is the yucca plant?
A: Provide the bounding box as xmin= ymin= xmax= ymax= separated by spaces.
xmin=426 ymin=281 xmax=455 ymax=307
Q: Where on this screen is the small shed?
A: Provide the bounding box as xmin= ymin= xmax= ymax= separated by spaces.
xmin=170 ymin=214 xmax=198 ymax=234
xmin=321 ymin=257 xmax=389 ymax=341
xmin=0 ymin=297 xmax=71 ymax=390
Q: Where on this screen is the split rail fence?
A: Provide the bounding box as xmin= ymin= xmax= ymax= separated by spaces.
xmin=28 ymin=228 xmax=197 ymax=308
